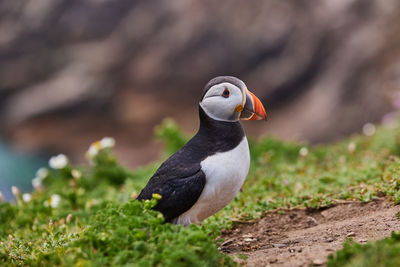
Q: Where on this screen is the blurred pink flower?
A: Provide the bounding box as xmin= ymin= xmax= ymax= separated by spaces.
xmin=393 ymin=92 xmax=400 ymax=110
xmin=382 ymin=111 xmax=398 ymax=128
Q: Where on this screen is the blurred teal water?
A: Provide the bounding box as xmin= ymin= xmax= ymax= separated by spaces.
xmin=0 ymin=141 xmax=46 ymax=201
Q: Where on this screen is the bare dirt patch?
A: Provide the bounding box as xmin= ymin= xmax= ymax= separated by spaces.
xmin=220 ymin=198 xmax=400 ymax=266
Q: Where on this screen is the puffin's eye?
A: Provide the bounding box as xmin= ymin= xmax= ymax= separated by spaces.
xmin=222 ymin=89 xmax=230 ymax=98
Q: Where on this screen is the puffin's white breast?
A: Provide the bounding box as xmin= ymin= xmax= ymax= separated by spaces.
xmin=174 ymin=137 xmax=250 ymax=225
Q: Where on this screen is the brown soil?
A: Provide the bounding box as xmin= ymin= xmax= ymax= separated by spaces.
xmin=219 ymin=198 xmax=400 ymax=267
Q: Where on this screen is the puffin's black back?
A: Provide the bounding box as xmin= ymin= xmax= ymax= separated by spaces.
xmin=137 ymin=106 xmax=245 ymax=222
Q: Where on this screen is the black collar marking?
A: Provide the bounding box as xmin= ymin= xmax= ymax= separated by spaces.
xmin=168 ymin=105 xmax=245 ymax=166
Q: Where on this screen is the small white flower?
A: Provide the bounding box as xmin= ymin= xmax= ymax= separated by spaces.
xmin=32 ymin=168 xmax=48 ymax=190
xmin=22 ymin=193 xmax=32 ymax=203
xmin=32 ymin=177 xmax=43 ymax=190
xmin=50 ymin=194 xmax=61 ymax=208
xmin=49 ymin=154 xmax=69 ymax=169
xmin=299 ymin=147 xmax=309 ymax=157
xmin=11 ymin=186 xmax=19 ymax=197
xmin=100 ymin=137 xmax=115 ymax=149
xmin=362 ymin=123 xmax=376 ymax=136
xmin=44 ymin=194 xmax=61 ymax=208
xmin=87 ymin=144 xmax=100 ymax=158
xmin=71 ymin=169 xmax=82 ymax=179
xmin=0 ymin=192 xmax=4 ymax=202
xmin=86 ymin=137 xmax=115 ymax=160
xmin=36 ymin=168 xmax=48 ymax=179
xmin=348 ymin=142 xmax=356 ymax=153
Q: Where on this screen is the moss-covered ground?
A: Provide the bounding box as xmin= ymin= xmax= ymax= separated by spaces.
xmin=1 ymin=118 xmax=400 ymax=266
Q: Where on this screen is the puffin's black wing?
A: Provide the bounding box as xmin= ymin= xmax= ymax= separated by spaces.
xmin=137 ymin=160 xmax=206 ymax=222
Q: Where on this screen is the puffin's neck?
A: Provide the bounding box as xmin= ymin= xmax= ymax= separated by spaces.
xmin=197 ymin=105 xmax=245 ymax=145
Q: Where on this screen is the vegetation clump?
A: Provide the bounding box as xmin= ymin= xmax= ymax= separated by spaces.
xmin=327 ymin=232 xmax=400 ymax=267
xmin=1 ymin=118 xmax=400 ymax=265
xmin=0 ymin=135 xmax=233 ymax=266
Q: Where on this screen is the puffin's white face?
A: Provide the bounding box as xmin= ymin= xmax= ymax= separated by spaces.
xmin=200 ymin=82 xmax=245 ymax=122
xmin=200 ymin=76 xmax=267 ymax=122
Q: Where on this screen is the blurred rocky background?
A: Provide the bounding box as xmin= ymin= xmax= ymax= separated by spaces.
xmin=1 ymin=0 xmax=400 ymax=194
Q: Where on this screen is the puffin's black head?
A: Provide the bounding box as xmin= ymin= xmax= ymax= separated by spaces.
xmin=200 ymin=76 xmax=267 ymax=122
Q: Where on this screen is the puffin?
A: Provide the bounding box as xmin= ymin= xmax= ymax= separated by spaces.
xmin=137 ymin=76 xmax=267 ymax=226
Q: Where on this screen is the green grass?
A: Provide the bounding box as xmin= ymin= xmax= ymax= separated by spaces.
xmin=327 ymin=232 xmax=400 ymax=267
xmin=1 ymin=118 xmax=400 ymax=266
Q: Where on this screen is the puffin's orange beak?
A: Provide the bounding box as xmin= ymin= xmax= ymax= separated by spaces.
xmin=240 ymin=89 xmax=267 ymax=121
